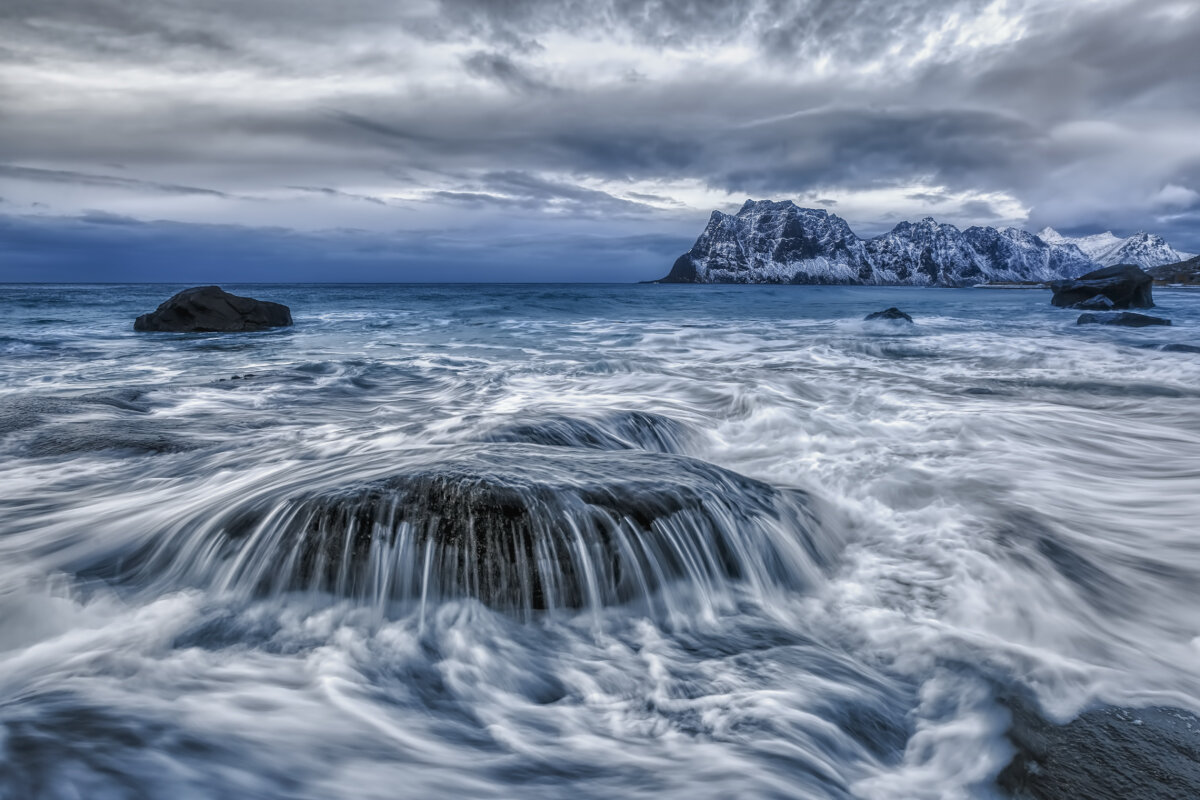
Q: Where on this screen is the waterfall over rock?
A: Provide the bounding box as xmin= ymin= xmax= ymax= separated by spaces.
xmin=130 ymin=443 xmax=837 ymax=619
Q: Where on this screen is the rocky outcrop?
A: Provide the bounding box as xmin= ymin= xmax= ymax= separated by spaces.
xmin=1050 ymin=264 xmax=1154 ymax=309
xmin=998 ymin=700 xmax=1200 ymax=800
xmin=658 ymin=200 xmax=1096 ymax=286
xmin=1147 ymin=254 xmax=1200 ymax=285
xmin=134 ymin=286 xmax=292 ymax=332
xmin=660 ymin=201 xmax=873 ymax=284
xmin=203 ymin=443 xmax=834 ymax=615
xmin=1077 ymin=312 xmax=1171 ymax=327
xmin=864 ymin=307 xmax=913 ymax=322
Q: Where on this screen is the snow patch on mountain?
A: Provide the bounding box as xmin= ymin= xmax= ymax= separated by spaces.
xmin=1038 ymin=227 xmax=1193 ymax=268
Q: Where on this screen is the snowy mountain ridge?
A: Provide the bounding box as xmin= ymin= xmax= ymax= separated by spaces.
xmin=1037 ymin=227 xmax=1193 ymax=269
xmin=659 ymin=200 xmax=1108 ymax=286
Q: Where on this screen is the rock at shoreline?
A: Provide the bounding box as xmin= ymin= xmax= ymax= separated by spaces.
xmin=1051 ymin=264 xmax=1154 ymax=309
xmin=998 ymin=701 xmax=1200 ymax=800
xmin=134 ymin=286 xmax=292 ymax=333
xmin=864 ymin=307 xmax=914 ymax=322
xmin=1147 ymin=254 xmax=1200 ymax=285
xmin=1077 ymin=312 xmax=1171 ymax=327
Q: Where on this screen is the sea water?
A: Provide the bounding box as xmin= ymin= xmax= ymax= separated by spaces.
xmin=1 ymin=283 xmax=1199 ymax=798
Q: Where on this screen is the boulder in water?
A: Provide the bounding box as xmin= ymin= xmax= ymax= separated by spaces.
xmin=1077 ymin=312 xmax=1171 ymax=327
xmin=134 ymin=286 xmax=292 ymax=333
xmin=864 ymin=307 xmax=913 ymax=322
xmin=193 ymin=443 xmax=834 ymax=616
xmin=1050 ymin=264 xmax=1154 ymax=309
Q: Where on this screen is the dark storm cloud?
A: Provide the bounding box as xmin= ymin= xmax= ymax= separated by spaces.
xmin=462 ymin=51 xmax=557 ymax=94
xmin=429 ymin=170 xmax=654 ymax=217
xmin=0 ymin=165 xmax=236 ymax=199
xmin=1 ymin=0 xmax=1198 ymax=278
xmin=0 ymin=213 xmax=688 ymax=282
xmin=287 ymin=186 xmax=390 ymax=206
xmin=715 ymin=107 xmax=1041 ymax=194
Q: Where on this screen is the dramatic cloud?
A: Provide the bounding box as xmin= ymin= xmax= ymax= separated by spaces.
xmin=1 ymin=0 xmax=1197 ymax=280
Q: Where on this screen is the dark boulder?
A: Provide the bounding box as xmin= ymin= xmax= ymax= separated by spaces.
xmin=134 ymin=286 xmax=292 ymax=333
xmin=163 ymin=443 xmax=835 ymax=616
xmin=1077 ymin=312 xmax=1171 ymax=327
xmin=1072 ymin=295 xmax=1115 ymax=311
xmin=998 ymin=700 xmax=1200 ymax=800
xmin=864 ymin=307 xmax=914 ymax=322
xmin=1050 ymin=264 xmax=1154 ymax=309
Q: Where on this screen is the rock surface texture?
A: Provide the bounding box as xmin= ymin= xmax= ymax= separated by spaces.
xmin=1077 ymin=312 xmax=1171 ymax=327
xmin=999 ymin=702 xmax=1200 ymax=800
xmin=1050 ymin=264 xmax=1154 ymax=309
xmin=134 ymin=286 xmax=293 ymax=332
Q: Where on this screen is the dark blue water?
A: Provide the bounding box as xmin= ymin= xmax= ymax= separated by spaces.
xmin=2 ymin=284 xmax=1199 ymax=798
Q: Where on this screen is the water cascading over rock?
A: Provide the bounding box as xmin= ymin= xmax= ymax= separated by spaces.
xmin=145 ymin=443 xmax=835 ymax=618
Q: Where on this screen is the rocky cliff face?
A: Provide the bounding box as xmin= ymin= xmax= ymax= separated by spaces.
xmin=661 ymin=201 xmax=1098 ymax=286
xmin=662 ymin=201 xmax=875 ymax=284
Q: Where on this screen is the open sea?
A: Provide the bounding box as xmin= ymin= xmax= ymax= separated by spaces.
xmin=1 ymin=283 xmax=1199 ymax=799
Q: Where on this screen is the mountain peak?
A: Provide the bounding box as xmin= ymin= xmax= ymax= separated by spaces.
xmin=1046 ymin=228 xmax=1188 ymax=267
xmin=737 ymin=198 xmax=801 ymax=215
xmin=660 ymin=199 xmax=1192 ymax=285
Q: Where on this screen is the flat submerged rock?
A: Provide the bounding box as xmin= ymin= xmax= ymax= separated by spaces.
xmin=1077 ymin=312 xmax=1171 ymax=327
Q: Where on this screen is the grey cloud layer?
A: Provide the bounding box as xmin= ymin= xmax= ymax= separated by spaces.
xmin=1 ymin=0 xmax=1198 ymax=278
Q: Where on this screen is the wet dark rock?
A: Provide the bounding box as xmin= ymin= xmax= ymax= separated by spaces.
xmin=1071 ymin=295 xmax=1115 ymax=311
xmin=209 ymin=444 xmax=831 ymax=613
xmin=864 ymin=307 xmax=914 ymax=323
xmin=1160 ymin=343 xmax=1200 ymax=354
xmin=134 ymin=286 xmax=292 ymax=333
xmin=1077 ymin=312 xmax=1171 ymax=327
xmin=999 ymin=700 xmax=1200 ymax=800
xmin=1050 ymin=264 xmax=1154 ymax=309
xmin=485 ymin=410 xmax=693 ymax=454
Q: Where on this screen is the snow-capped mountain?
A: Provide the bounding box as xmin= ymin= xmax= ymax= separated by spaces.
xmin=1038 ymin=227 xmax=1193 ymax=269
xmin=659 ymin=200 xmax=1097 ymax=286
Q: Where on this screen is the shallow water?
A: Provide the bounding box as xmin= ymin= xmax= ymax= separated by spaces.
xmin=1 ymin=283 xmax=1199 ymax=799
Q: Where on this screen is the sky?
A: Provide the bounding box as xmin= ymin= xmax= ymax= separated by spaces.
xmin=1 ymin=0 xmax=1198 ymax=282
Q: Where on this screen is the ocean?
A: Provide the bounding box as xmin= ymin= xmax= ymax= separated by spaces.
xmin=1 ymin=283 xmax=1199 ymax=799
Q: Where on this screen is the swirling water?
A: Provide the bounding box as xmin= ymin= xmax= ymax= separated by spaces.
xmin=1 ymin=283 xmax=1199 ymax=799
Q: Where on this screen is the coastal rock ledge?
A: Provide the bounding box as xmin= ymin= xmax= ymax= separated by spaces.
xmin=134 ymin=286 xmax=292 ymax=333
xmin=1050 ymin=264 xmax=1154 ymax=309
